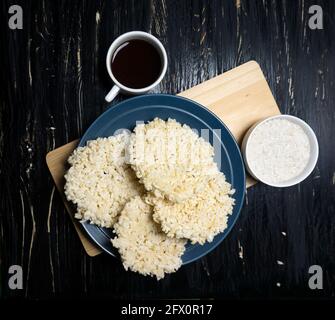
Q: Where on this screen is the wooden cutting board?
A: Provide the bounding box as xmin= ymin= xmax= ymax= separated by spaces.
xmin=46 ymin=60 xmax=281 ymax=257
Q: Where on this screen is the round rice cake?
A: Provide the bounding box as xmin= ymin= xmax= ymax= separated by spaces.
xmin=64 ymin=132 xmax=144 ymax=228
xmin=111 ymin=196 xmax=186 ymax=280
xmin=147 ymin=173 xmax=235 ymax=244
xmin=127 ymin=118 xmax=218 ymax=203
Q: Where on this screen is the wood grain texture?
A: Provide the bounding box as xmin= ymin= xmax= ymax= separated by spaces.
xmin=1 ymin=0 xmax=335 ymax=299
xmin=180 ymin=60 xmax=281 ymax=141
xmin=46 ymin=60 xmax=280 ymax=257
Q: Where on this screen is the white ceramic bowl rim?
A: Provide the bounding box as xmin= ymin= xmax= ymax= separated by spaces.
xmin=244 ymin=114 xmax=319 ymax=187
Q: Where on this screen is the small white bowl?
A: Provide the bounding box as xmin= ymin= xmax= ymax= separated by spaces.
xmin=241 ymin=115 xmax=319 ymax=187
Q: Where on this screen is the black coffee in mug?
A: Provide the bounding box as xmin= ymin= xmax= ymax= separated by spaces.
xmin=111 ymin=40 xmax=162 ymax=89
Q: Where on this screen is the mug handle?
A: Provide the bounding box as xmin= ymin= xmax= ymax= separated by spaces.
xmin=105 ymin=85 xmax=120 ymax=102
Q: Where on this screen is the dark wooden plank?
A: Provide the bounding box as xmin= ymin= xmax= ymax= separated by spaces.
xmin=0 ymin=0 xmax=334 ymax=299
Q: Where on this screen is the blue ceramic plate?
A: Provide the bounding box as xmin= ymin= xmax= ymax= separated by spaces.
xmin=79 ymin=94 xmax=245 ymax=265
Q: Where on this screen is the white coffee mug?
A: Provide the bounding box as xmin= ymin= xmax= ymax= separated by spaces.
xmin=105 ymin=31 xmax=168 ymax=102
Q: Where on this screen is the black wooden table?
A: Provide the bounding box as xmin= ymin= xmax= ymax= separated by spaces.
xmin=1 ymin=0 xmax=334 ymax=300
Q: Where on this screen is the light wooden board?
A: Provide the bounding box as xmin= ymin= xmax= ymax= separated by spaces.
xmin=46 ymin=60 xmax=281 ymax=257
